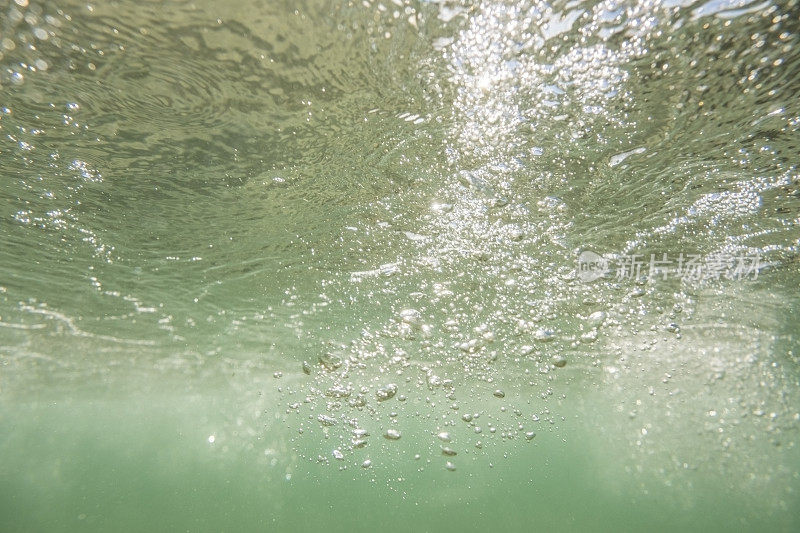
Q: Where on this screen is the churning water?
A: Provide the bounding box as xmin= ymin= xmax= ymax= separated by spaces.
xmin=1 ymin=0 xmax=799 ymax=530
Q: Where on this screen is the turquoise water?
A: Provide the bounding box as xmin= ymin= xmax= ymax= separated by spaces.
xmin=1 ymin=0 xmax=799 ymax=530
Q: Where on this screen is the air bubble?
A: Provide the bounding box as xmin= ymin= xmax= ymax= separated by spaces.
xmin=587 ymin=311 xmax=606 ymax=326
xmin=533 ymin=329 xmax=555 ymax=342
xmin=376 ymin=383 xmax=398 ymax=401
xmin=318 ymin=414 xmax=337 ymax=426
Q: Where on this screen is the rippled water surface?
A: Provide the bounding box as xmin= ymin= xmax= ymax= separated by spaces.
xmin=2 ymin=0 xmax=800 ymax=530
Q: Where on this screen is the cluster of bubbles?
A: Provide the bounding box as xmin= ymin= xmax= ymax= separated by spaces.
xmin=269 ymin=0 xmax=800 ymax=485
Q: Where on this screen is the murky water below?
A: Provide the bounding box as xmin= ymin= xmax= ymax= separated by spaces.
xmin=1 ymin=0 xmax=799 ymax=530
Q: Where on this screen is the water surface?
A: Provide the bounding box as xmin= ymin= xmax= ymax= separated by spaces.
xmin=1 ymin=0 xmax=799 ymax=530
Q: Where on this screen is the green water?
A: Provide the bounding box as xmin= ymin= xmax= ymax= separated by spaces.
xmin=1 ymin=0 xmax=799 ymax=530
